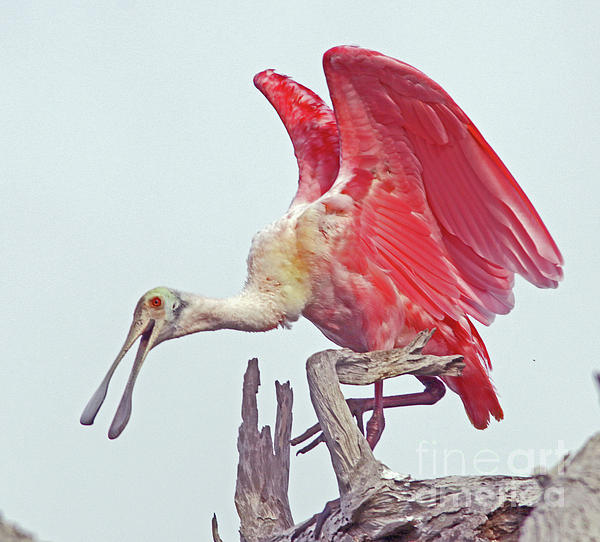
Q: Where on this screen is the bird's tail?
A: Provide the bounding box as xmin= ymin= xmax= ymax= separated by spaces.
xmin=441 ymin=318 xmax=504 ymax=429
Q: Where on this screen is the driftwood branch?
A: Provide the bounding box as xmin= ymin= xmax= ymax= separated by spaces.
xmin=520 ymin=432 xmax=600 ymax=540
xmin=333 ymin=329 xmax=463 ymax=385
xmin=305 ymin=346 xmax=381 ymax=500
xmin=0 ymin=513 xmax=36 ymax=542
xmin=212 ymin=514 xmax=224 ymax=542
xmin=234 ymin=358 xmax=294 ymax=542
xmin=232 ymin=331 xmax=600 ymax=541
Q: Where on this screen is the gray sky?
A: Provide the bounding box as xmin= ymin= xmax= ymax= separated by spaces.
xmin=2 ymin=2 xmax=599 ymax=541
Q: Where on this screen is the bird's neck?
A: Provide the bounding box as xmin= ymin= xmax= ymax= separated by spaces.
xmin=177 ymin=287 xmax=291 ymax=335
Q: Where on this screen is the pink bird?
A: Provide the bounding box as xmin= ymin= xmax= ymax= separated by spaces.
xmin=81 ymin=46 xmax=563 ymax=447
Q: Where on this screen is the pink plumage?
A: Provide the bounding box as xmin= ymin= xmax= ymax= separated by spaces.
xmin=256 ymin=46 xmax=563 ymax=431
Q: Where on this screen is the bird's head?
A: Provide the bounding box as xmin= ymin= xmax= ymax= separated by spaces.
xmin=80 ymin=286 xmax=185 ymax=439
xmin=133 ymin=286 xmax=184 ymax=345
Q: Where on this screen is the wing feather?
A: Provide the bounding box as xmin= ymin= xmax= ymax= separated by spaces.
xmin=322 ymin=46 xmax=563 ymax=326
xmin=254 ymin=70 xmax=340 ymax=208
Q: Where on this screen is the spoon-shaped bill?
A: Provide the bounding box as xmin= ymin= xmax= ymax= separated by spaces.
xmin=108 ymin=320 xmax=160 ymax=439
xmin=80 ymin=355 xmax=124 ymax=426
xmin=80 ymin=318 xmax=148 ymax=426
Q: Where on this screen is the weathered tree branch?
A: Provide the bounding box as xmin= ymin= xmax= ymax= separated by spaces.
xmin=520 ymin=432 xmax=600 ymax=540
xmin=333 ymin=329 xmax=463 ymax=385
xmin=0 ymin=513 xmax=36 ymax=542
xmin=232 ymin=332 xmax=600 ymax=541
xmin=234 ymin=358 xmax=294 ymax=542
xmin=212 ymin=514 xmax=224 ymax=542
xmin=305 ymin=346 xmax=382 ymax=500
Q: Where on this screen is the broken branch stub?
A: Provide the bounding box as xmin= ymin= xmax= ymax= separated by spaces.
xmin=235 ymin=358 xmax=294 ymax=542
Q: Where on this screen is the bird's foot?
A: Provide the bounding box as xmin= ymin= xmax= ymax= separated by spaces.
xmin=291 ymin=397 xmax=373 ymax=454
xmin=365 ymin=407 xmax=385 ymax=449
xmin=291 ymin=377 xmax=446 ymax=454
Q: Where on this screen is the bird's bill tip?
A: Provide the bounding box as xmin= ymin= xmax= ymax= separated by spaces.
xmin=80 ymin=315 xmax=158 ymax=437
xmin=106 ymin=320 xmax=161 ymax=439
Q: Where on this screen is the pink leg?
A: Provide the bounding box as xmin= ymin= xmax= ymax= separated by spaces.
xmin=293 ymin=376 xmax=446 ymax=453
xmin=366 ymin=380 xmax=385 ymax=449
xmin=351 ymin=376 xmax=446 ymax=417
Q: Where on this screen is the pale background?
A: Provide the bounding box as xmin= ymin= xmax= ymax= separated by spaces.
xmin=2 ymin=2 xmax=599 ymax=541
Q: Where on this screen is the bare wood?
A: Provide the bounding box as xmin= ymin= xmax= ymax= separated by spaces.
xmin=305 ymin=349 xmax=383 ymax=500
xmin=234 ymin=358 xmax=294 ymax=542
xmin=232 ymin=335 xmax=600 ymax=541
xmin=282 ymin=473 xmax=542 ymax=541
xmin=519 ymin=432 xmax=600 ymax=541
xmin=211 ymin=514 xmax=223 ymax=542
xmin=332 ymin=329 xmax=464 ymax=385
xmin=0 ymin=513 xmax=37 ymax=542
xmin=242 ymin=430 xmax=600 ymax=541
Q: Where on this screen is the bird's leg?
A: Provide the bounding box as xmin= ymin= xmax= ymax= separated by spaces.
xmin=355 ymin=407 xmax=365 ymax=435
xmin=293 ymin=433 xmax=325 ymax=454
xmin=366 ymin=381 xmax=385 ymax=449
xmin=290 ymin=398 xmax=370 ymax=455
xmin=290 ymin=423 xmax=321 ymax=446
xmin=292 ymin=376 xmax=446 ymax=454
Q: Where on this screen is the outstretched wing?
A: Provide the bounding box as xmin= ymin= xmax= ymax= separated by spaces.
xmin=322 ymin=46 xmax=563 ymax=325
xmin=254 ymin=70 xmax=340 ymax=208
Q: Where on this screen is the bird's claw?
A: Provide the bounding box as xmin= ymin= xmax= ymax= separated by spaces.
xmin=291 ymin=398 xmax=371 ymax=454
xmin=290 ymin=422 xmax=321 ymax=447
xmin=295 ymin=433 xmax=325 ymax=455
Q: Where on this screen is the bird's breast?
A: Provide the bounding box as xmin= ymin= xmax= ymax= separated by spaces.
xmin=245 ymin=214 xmax=313 ymax=325
xmin=296 ymin=203 xmax=411 ymax=351
xmin=246 ymin=204 xmax=441 ymax=353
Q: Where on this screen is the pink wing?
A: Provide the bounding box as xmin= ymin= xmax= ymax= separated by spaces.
xmin=322 ymin=46 xmax=563 ymax=326
xmin=254 ymin=70 xmax=340 ymax=208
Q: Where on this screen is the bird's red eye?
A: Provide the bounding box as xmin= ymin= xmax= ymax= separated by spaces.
xmin=150 ymin=296 xmax=162 ymax=307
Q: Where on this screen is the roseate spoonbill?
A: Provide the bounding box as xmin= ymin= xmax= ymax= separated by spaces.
xmin=81 ymin=46 xmax=563 ymax=447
